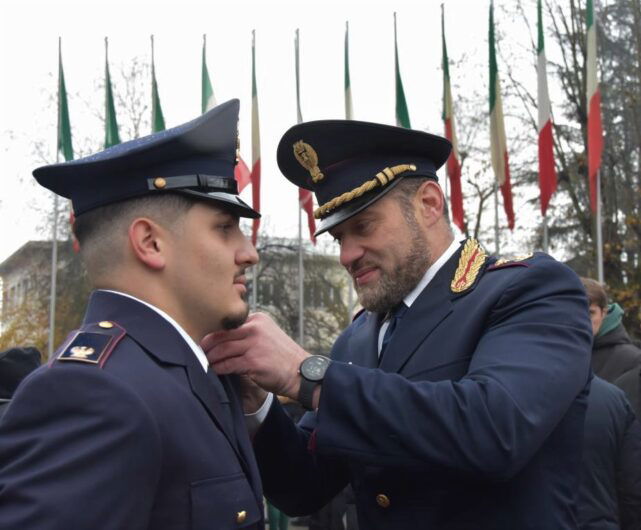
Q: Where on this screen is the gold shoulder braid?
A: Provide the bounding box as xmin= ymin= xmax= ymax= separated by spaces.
xmin=313 ymin=164 xmax=417 ymax=219
xmin=493 ymin=253 xmax=534 ymax=267
xmin=293 ymin=141 xmax=324 ymax=183
xmin=451 ymin=239 xmax=487 ymax=293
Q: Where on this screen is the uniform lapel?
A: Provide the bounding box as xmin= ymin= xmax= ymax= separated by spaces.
xmin=378 ymin=245 xmax=462 ymax=374
xmin=83 ymin=291 xmax=240 ymax=455
xmin=346 ymin=311 xmax=382 ymax=368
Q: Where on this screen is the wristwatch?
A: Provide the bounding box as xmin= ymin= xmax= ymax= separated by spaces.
xmin=298 ymin=355 xmax=331 ymax=411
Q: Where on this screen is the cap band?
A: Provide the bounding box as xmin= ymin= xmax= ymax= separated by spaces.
xmin=146 ymin=174 xmax=238 ymax=194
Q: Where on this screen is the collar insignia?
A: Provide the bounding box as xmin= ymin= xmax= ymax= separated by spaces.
xmin=293 ymin=140 xmax=324 ymax=183
xmin=451 ymin=239 xmax=487 ymax=294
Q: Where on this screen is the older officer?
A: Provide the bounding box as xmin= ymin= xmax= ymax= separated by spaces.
xmin=205 ymin=120 xmax=593 ymax=529
xmin=0 ymin=100 xmax=264 ymax=529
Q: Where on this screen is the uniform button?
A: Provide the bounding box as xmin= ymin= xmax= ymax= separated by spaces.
xmin=153 ymin=177 xmax=167 ymax=189
xmin=236 ymin=510 xmax=247 ymax=524
xmin=376 ymin=493 xmax=390 ymax=508
xmin=98 ymin=321 xmax=114 ymax=329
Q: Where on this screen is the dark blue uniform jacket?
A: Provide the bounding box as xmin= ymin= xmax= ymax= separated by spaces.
xmin=0 ymin=291 xmax=264 ymax=530
xmin=254 ymin=243 xmax=593 ymax=529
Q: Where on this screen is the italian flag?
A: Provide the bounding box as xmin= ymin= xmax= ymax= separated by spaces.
xmin=150 ymin=36 xmax=166 ymax=133
xmin=345 ymin=21 xmax=353 ymax=120
xmin=586 ymin=0 xmax=603 ymax=212
xmin=201 ymin=34 xmax=251 ymax=192
xmin=250 ymin=31 xmax=261 ymax=246
xmin=441 ymin=8 xmax=465 ymax=232
xmin=295 ymin=29 xmax=317 ymax=244
xmin=394 ymin=13 xmax=411 ymax=129
xmin=537 ymin=0 xmax=557 ymax=216
xmin=104 ymin=37 xmax=121 ymax=148
xmin=489 ymin=2 xmax=515 ymax=230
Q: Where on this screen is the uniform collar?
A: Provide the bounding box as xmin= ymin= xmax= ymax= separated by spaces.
xmin=403 ymin=237 xmax=462 ymax=308
xmin=99 ymin=289 xmax=208 ymax=372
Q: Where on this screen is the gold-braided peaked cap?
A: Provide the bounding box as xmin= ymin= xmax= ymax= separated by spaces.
xmin=277 ymin=120 xmax=452 ymax=235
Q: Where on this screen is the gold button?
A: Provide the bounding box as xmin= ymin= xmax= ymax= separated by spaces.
xmin=154 ymin=177 xmax=167 ymax=189
xmin=376 ymin=494 xmax=390 ymax=508
xmin=98 ymin=321 xmax=114 ymax=329
xmin=236 ymin=510 xmax=247 ymax=524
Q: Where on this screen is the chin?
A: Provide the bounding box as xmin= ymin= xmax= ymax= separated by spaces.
xmin=221 ymin=304 xmax=250 ymax=330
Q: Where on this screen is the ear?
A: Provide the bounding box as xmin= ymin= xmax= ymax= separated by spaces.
xmin=415 ymin=180 xmax=444 ymax=227
xmin=128 ymin=217 xmax=167 ymax=270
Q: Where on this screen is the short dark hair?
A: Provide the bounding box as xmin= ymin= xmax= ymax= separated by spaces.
xmin=580 ymin=277 xmax=608 ymax=309
xmin=73 ymin=193 xmax=196 ymax=281
xmin=389 ymin=176 xmax=451 ymax=224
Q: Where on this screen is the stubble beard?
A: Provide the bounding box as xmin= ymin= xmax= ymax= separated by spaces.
xmin=355 ymin=225 xmax=431 ymax=314
xmin=221 ymin=291 xmax=250 ymax=330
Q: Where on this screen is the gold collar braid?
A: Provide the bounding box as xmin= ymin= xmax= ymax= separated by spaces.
xmin=313 ymin=164 xmax=417 ymax=219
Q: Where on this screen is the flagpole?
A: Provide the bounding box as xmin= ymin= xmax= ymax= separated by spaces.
xmin=295 ymin=28 xmax=305 ymax=347
xmin=596 ymin=170 xmax=604 ymax=282
xmin=48 ymin=38 xmax=63 ymax=359
xmin=542 ymin=214 xmax=549 ymax=253
xmin=494 ymin=182 xmax=500 ymax=255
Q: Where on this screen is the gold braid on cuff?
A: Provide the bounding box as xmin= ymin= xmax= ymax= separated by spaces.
xmin=313 ymin=164 xmax=417 ymax=219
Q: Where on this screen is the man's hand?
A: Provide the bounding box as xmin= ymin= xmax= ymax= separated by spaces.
xmin=202 ymin=313 xmax=310 ymax=401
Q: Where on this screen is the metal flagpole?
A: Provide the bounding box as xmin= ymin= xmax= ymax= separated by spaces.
xmin=48 ymin=194 xmax=59 ymax=359
xmin=596 ymin=170 xmax=604 ymax=282
xmin=494 ymin=182 xmax=500 ymax=255
xmin=295 ymin=28 xmax=305 ymax=347
xmin=542 ymin=214 xmax=549 ymax=253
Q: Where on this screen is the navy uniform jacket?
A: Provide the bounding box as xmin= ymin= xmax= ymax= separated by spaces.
xmin=254 ymin=241 xmax=592 ymax=530
xmin=0 ymin=291 xmax=264 ymax=530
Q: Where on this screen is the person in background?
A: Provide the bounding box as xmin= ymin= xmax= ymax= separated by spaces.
xmin=0 ymin=347 xmax=41 ymax=419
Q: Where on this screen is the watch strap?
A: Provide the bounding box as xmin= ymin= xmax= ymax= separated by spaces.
xmin=298 ymin=377 xmax=318 ymax=411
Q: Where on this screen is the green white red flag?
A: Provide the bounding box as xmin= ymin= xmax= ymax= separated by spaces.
xmin=151 ymin=36 xmax=166 ymax=133
xmin=394 ymin=13 xmax=411 ymax=128
xmin=104 ymin=38 xmax=121 ymax=148
xmin=250 ymin=31 xmax=261 ymax=246
xmin=441 ymin=8 xmax=465 ymax=231
xmin=344 ymin=21 xmax=353 ymax=120
xmin=586 ymin=0 xmax=603 ymax=212
xmin=537 ymin=0 xmax=557 ymax=216
xmin=489 ymin=2 xmax=515 ymax=230
xmin=201 ymin=34 xmax=251 ymax=191
xmin=295 ymin=29 xmax=317 ymax=244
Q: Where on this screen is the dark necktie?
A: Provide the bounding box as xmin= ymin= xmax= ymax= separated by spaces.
xmin=380 ymin=302 xmax=408 ymax=361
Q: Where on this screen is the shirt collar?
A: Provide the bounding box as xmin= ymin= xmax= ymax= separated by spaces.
xmin=99 ymin=289 xmax=209 ymax=372
xmin=403 ymin=238 xmax=462 ymax=308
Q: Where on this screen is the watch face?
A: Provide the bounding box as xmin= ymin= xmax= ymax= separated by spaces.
xmin=301 ymin=356 xmax=330 ymax=382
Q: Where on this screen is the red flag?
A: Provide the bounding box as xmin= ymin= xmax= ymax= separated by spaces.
xmin=300 ymin=189 xmax=316 ymax=245
xmin=234 ymin=158 xmax=251 ymax=193
xmin=586 ymin=0 xmax=603 ymax=212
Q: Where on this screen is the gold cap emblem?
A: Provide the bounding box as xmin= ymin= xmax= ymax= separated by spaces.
xmin=153 ymin=177 xmax=167 ymax=189
xmin=293 ymin=141 xmax=324 ymax=183
xmin=70 ymin=346 xmax=95 ymax=359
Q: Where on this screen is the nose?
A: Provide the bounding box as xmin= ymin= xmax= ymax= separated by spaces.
xmin=237 ymin=233 xmax=259 ymax=267
xmin=339 ymin=236 xmax=364 ymax=270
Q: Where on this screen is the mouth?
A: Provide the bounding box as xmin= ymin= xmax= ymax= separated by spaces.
xmin=233 ymin=274 xmax=247 ymax=294
xmin=352 ymin=267 xmax=379 ymax=286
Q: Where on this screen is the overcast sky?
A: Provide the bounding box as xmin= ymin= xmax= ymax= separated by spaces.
xmin=1 ymin=0 xmax=534 ymax=263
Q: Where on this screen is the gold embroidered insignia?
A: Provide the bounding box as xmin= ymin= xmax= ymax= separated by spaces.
xmin=451 ymin=239 xmax=487 ymax=293
xmin=70 ymin=346 xmax=95 ymax=359
xmin=293 ymin=140 xmax=324 ymax=183
xmin=493 ymin=253 xmax=533 ymax=267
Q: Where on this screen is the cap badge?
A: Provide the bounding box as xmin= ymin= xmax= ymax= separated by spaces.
xmin=451 ymin=239 xmax=487 ymax=294
xmin=293 ymin=141 xmax=324 ymax=183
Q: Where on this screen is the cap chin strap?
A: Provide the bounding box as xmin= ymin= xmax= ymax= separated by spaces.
xmin=146 ymin=174 xmax=238 ymax=194
xmin=313 ymin=164 xmax=417 ymax=219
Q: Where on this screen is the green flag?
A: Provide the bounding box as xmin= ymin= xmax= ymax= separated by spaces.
xmin=394 ymin=13 xmax=411 ymax=128
xmin=57 ymin=38 xmax=73 ymax=161
xmin=202 ymin=34 xmax=216 ymax=113
xmin=104 ymin=38 xmax=121 ymax=148
xmin=151 ymin=36 xmax=165 ymax=132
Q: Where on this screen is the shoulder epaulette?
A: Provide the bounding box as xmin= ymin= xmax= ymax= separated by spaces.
xmin=56 ymin=320 xmax=126 ymax=368
xmin=488 ymin=253 xmax=534 ymax=271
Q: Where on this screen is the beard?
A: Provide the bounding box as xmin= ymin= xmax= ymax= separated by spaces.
xmin=221 ymin=302 xmax=250 ymax=330
xmin=354 ymin=217 xmax=431 ymax=314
